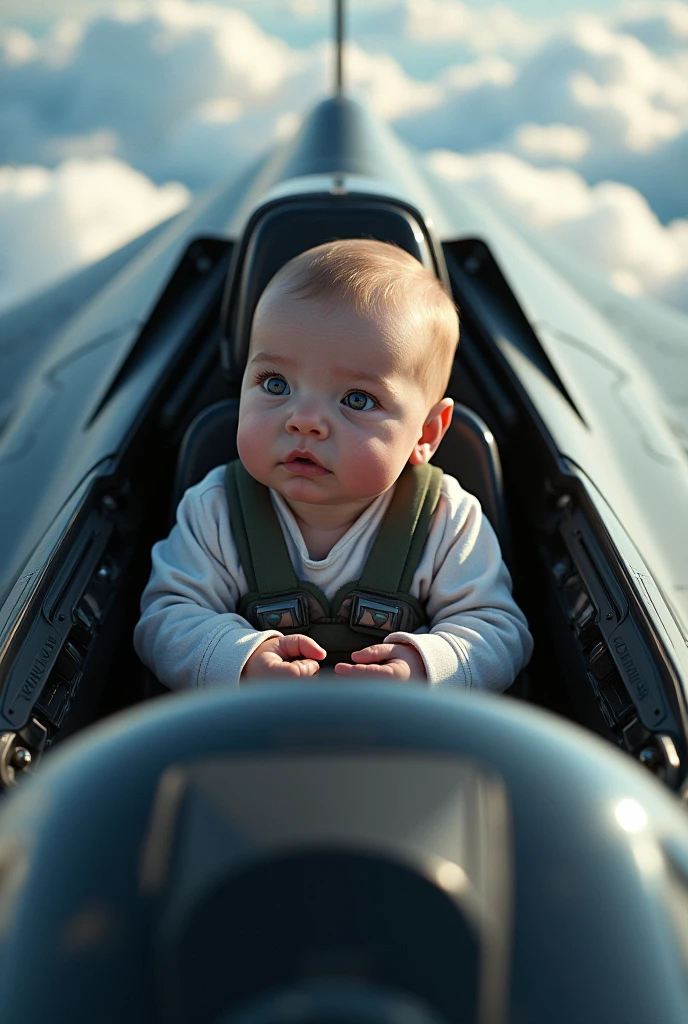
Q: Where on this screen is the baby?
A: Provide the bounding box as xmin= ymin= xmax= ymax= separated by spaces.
xmin=134 ymin=239 xmax=533 ymax=689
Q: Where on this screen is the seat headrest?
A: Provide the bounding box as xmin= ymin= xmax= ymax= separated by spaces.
xmin=220 ymin=197 xmax=445 ymax=378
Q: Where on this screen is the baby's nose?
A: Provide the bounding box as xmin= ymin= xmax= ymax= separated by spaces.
xmin=286 ymin=416 xmax=328 ymax=437
xmin=286 ymin=403 xmax=329 ymax=436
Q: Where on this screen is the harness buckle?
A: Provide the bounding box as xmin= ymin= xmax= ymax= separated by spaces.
xmin=253 ymin=594 xmax=310 ymax=631
xmin=349 ymin=593 xmax=402 ymax=634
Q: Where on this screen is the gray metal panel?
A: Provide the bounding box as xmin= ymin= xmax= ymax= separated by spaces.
xmin=0 ymin=240 xmax=226 ymax=612
xmin=0 ymin=323 xmax=138 ymax=607
xmin=564 ymin=463 xmax=688 ymax=698
xmin=462 ymin=204 xmax=688 ymax=455
xmin=0 ymin=219 xmax=175 ymax=434
xmin=412 ymin=166 xmax=688 ymax=636
xmin=495 ymin=317 xmax=688 ymax=612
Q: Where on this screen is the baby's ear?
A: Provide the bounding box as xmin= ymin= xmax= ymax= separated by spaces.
xmin=409 ymin=398 xmax=454 ymax=466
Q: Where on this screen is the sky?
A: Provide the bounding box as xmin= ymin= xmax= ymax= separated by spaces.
xmin=1 ymin=0 xmax=687 ymax=314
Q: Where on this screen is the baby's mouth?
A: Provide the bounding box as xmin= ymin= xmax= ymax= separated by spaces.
xmin=281 ymin=451 xmax=331 ymax=477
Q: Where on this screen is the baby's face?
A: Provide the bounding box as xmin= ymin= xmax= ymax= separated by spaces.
xmin=237 ymin=285 xmax=433 ymax=510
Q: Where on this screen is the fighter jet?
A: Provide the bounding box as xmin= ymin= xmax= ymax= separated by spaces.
xmin=0 ymin=0 xmax=687 ymax=798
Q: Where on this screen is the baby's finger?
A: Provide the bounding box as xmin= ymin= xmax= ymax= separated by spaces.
xmin=286 ymin=658 xmax=322 ymax=676
xmin=334 ymin=661 xmax=396 ymax=677
xmin=278 ymin=634 xmax=327 ymax=661
xmin=350 ymin=644 xmax=396 ymax=664
xmin=272 ymin=657 xmax=321 ymax=677
xmin=295 ymin=635 xmax=327 ymax=660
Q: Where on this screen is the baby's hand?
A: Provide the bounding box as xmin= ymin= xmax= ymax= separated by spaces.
xmin=241 ymin=634 xmax=326 ymax=681
xmin=334 ymin=643 xmax=427 ymax=682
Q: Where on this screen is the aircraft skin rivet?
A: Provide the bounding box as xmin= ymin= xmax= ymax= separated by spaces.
xmin=639 ymin=747 xmax=659 ymax=769
xmin=10 ymin=747 xmax=32 ymax=770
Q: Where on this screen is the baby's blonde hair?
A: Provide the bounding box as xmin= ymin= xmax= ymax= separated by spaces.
xmin=260 ymin=239 xmax=459 ymax=402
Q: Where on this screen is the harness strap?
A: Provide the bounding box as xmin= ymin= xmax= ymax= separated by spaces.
xmin=358 ymin=462 xmax=443 ymax=595
xmin=225 ymin=460 xmax=443 ymax=604
xmin=225 ymin=461 xmax=299 ymax=595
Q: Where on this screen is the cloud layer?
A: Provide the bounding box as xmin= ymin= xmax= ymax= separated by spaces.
xmin=428 ymin=149 xmax=688 ymax=310
xmin=395 ymin=14 xmax=688 ymax=221
xmin=0 ymin=157 xmax=188 ymax=310
xmin=0 ymin=3 xmax=442 ymax=186
xmin=0 ymin=0 xmax=686 ymax=315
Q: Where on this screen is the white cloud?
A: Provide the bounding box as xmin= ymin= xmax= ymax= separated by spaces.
xmin=402 ymin=0 xmax=542 ymax=52
xmin=0 ymin=0 xmax=300 ymax=171
xmin=0 ymin=26 xmax=36 ymax=65
xmin=329 ymin=41 xmax=443 ymax=120
xmin=428 ymin=148 xmax=688 ymax=311
xmin=513 ymin=122 xmax=591 ymax=162
xmin=614 ymin=0 xmax=688 ymax=51
xmin=0 ymin=157 xmax=189 ymax=311
xmin=440 ymin=53 xmax=516 ymax=90
xmin=289 ymin=0 xmax=320 ymax=17
xmin=399 ymin=14 xmax=688 ymax=151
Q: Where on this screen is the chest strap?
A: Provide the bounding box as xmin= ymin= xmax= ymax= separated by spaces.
xmin=224 ymin=460 xmax=443 ymax=660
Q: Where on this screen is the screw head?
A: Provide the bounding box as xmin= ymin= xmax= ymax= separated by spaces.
xmin=639 ymin=747 xmax=659 ymax=769
xmin=11 ymin=747 xmax=32 ymax=770
xmin=556 ymin=494 xmax=572 ymax=512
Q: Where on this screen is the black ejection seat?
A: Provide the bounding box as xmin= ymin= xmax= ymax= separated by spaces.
xmin=156 ymin=197 xmax=518 ymax=695
xmin=219 ymin=195 xmax=450 ymax=379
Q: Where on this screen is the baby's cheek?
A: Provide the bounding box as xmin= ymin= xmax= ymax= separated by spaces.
xmin=237 ymin=412 xmax=271 ymax=478
xmin=339 ymin=437 xmax=405 ymax=495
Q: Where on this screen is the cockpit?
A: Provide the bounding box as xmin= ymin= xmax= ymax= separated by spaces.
xmin=0 ymin=99 xmax=686 ymax=794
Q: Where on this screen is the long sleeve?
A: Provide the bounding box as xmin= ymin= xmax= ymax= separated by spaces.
xmin=385 ymin=476 xmax=533 ymax=691
xmin=134 ymin=467 xmax=532 ymax=693
xmin=133 ymin=467 xmax=281 ymax=690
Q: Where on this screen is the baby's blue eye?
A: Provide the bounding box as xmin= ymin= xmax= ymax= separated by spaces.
xmin=261 ymin=376 xmax=290 ymax=396
xmin=342 ymin=391 xmax=375 ymax=411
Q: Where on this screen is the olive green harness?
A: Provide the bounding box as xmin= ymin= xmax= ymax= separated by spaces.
xmin=225 ymin=460 xmax=443 ymax=667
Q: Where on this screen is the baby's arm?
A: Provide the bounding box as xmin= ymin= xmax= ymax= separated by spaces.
xmin=337 ymin=478 xmax=533 ymax=690
xmin=134 ymin=469 xmax=319 ymax=690
xmin=390 ymin=480 xmax=532 ymax=690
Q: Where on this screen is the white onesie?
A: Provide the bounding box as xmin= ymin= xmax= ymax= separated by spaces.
xmin=134 ymin=465 xmax=533 ymax=690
